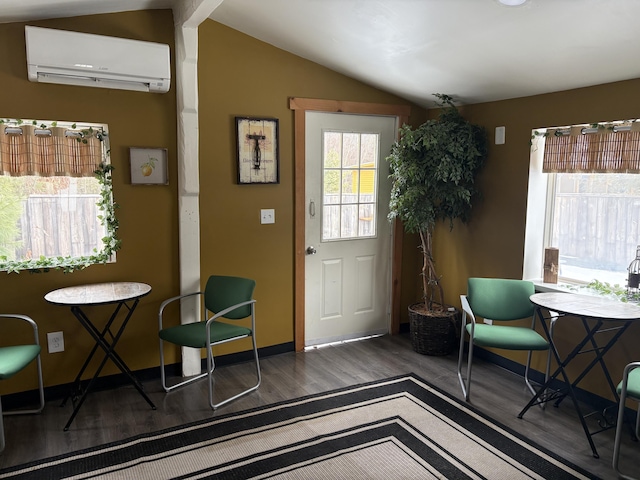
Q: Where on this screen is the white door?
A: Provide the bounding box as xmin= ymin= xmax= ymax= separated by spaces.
xmin=305 ymin=112 xmax=397 ymax=347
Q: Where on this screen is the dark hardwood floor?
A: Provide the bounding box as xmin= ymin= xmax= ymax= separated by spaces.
xmin=1 ymin=333 xmax=638 ymax=479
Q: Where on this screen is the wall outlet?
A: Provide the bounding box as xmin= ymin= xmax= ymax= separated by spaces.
xmin=260 ymin=208 xmax=275 ymax=224
xmin=47 ymin=331 xmax=64 ymax=353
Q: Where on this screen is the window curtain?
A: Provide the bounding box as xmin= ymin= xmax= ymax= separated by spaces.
xmin=0 ymin=125 xmax=102 ymax=177
xmin=542 ymin=123 xmax=640 ymax=173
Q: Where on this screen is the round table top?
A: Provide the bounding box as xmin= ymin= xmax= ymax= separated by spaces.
xmin=45 ymin=282 xmax=152 ymax=306
xmin=530 ymin=292 xmax=640 ymax=321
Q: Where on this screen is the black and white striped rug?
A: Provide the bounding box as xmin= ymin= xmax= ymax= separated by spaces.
xmin=0 ymin=374 xmax=600 ymax=479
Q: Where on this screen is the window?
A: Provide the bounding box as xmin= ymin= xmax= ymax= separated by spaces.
xmin=0 ymin=119 xmax=118 ymax=273
xmin=524 ymin=122 xmax=640 ymax=286
xmin=322 ymin=131 xmax=379 ymax=241
xmin=547 ymin=172 xmax=640 ymax=284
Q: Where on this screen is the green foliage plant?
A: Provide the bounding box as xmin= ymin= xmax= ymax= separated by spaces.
xmin=583 ymin=279 xmax=639 ymax=303
xmin=387 ymin=94 xmax=488 ymax=312
xmin=0 ymin=121 xmax=120 ymax=274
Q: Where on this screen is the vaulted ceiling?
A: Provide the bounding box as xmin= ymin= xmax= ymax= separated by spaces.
xmin=3 ymin=0 xmax=639 ymax=107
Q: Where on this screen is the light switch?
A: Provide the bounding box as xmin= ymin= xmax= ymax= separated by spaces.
xmin=495 ymin=126 xmax=506 ymax=145
xmin=260 ymin=209 xmax=275 ymax=224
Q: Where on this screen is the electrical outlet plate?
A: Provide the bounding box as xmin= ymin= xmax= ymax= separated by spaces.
xmin=47 ymin=331 xmax=64 ymax=353
xmin=260 ymin=209 xmax=275 ymax=224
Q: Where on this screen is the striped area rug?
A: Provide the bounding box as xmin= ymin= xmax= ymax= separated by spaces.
xmin=0 ymin=374 xmax=600 ymax=479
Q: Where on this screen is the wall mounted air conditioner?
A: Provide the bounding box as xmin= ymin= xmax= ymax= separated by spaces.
xmin=25 ymin=26 xmax=170 ymax=93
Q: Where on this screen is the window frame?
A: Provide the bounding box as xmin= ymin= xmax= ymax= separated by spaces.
xmin=320 ymin=129 xmax=380 ymax=242
xmin=0 ymin=119 xmax=119 ymax=273
xmin=524 ymin=127 xmax=640 ymax=289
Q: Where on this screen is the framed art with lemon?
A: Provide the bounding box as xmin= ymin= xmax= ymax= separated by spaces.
xmin=130 ymin=147 xmax=168 ymax=185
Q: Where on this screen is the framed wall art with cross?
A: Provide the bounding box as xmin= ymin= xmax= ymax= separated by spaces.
xmin=236 ymin=116 xmax=279 ymax=184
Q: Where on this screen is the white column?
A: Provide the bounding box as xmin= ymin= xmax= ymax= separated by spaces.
xmin=173 ymin=0 xmax=225 ymax=377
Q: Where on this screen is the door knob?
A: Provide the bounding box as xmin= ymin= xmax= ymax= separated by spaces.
xmin=306 ymin=246 xmax=317 ymax=255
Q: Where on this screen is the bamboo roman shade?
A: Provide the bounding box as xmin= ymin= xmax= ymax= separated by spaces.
xmin=543 ymin=123 xmax=640 ymax=173
xmin=0 ymin=125 xmax=102 ymax=177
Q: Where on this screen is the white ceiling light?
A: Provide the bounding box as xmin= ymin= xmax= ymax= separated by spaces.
xmin=498 ymin=0 xmax=528 ymax=5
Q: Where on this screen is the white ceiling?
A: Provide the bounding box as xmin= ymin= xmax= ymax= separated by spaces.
xmin=3 ymin=0 xmax=640 ymax=107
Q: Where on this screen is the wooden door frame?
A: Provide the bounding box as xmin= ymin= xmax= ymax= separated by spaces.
xmin=289 ymin=98 xmax=411 ymax=352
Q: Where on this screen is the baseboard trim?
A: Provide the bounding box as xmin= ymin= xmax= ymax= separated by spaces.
xmin=1 ymin=341 xmax=295 ymax=411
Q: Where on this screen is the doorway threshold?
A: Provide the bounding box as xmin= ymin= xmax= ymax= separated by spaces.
xmin=304 ymin=333 xmax=385 ymax=351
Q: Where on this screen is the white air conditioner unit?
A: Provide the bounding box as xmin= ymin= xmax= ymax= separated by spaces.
xmin=25 ymin=26 xmax=170 ymax=93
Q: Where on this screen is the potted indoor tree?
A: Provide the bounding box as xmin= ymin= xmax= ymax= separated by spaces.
xmin=387 ymin=94 xmax=488 ymax=355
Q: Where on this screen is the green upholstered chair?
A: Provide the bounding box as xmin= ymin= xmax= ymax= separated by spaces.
xmin=613 ymin=361 xmax=640 ymax=480
xmin=158 ymin=275 xmax=260 ymax=410
xmin=0 ymin=314 xmax=45 ymax=453
xmin=457 ymin=278 xmax=549 ymax=401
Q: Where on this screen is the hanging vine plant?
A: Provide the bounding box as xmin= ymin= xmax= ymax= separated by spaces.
xmin=0 ymin=120 xmax=121 ymax=274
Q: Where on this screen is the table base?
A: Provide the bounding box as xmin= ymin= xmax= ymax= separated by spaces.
xmin=518 ymin=308 xmax=630 ymax=458
xmin=61 ymin=300 xmax=156 ymax=431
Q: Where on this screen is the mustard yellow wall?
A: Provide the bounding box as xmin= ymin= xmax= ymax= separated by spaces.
xmin=0 ymin=10 xmax=178 ymax=394
xmin=0 ymin=12 xmax=423 ymax=394
xmin=4 ymin=8 xmax=634 ymax=404
xmin=195 ymin=20 xmax=424 ymax=354
xmin=432 ymin=81 xmax=640 ymax=400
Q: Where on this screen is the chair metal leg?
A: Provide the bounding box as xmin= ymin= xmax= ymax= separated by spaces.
xmin=2 ymin=315 xmax=45 ymax=418
xmin=159 ymin=333 xmax=261 ymax=410
xmin=524 ymin=351 xmax=537 ymax=397
xmin=159 ymin=338 xmax=209 ymax=392
xmin=209 ymin=333 xmax=261 ymax=410
xmin=613 ymin=392 xmax=627 ymax=478
xmin=524 ymin=313 xmax=539 ymax=398
xmin=613 ymin=363 xmax=640 ymax=480
xmin=524 ymin=313 xmax=557 ymax=405
xmin=1 ymin=353 xmax=45 ymax=453
xmin=0 ymin=397 xmax=4 ymax=453
xmin=456 ymin=314 xmax=467 ymax=399
xmin=457 ymin=314 xmax=473 ymax=401
xmin=3 ymin=355 xmax=45 ymax=417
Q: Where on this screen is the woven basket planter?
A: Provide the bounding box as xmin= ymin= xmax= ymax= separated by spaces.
xmin=408 ymin=303 xmax=459 ymax=356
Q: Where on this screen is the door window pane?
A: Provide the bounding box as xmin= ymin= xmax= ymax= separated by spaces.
xmin=342 ymin=133 xmax=359 ymax=168
xmin=341 ymin=170 xmax=358 ymax=205
xmin=341 ymin=204 xmax=358 ymax=238
xmin=323 ymin=132 xmax=341 ymax=168
xmin=359 ymin=168 xmax=376 ymax=203
xmin=324 ymin=170 xmax=340 ymax=204
xmin=360 ymin=134 xmax=378 ymax=168
xmin=358 ymin=204 xmax=376 ymax=237
xmin=321 ymin=131 xmax=380 ymax=241
xmin=323 ymin=205 xmax=340 ymax=240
